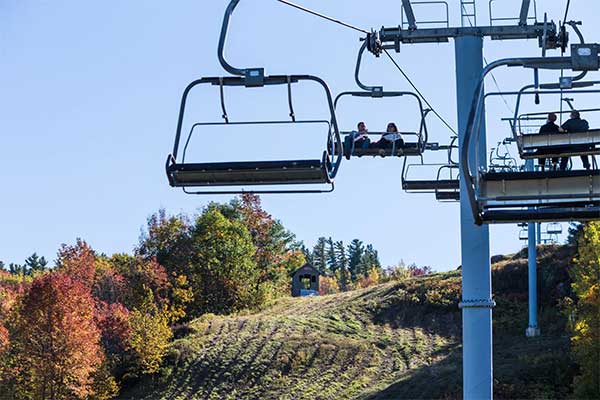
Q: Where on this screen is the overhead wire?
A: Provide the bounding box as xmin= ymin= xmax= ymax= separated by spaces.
xmin=275 ymin=0 xmax=369 ymax=34
xmin=275 ymin=0 xmax=459 ymax=135
xmin=382 ymin=48 xmax=458 ymax=136
xmin=559 ymin=0 xmax=572 ymax=124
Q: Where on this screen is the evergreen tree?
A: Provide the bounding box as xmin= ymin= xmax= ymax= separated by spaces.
xmin=300 ymin=244 xmax=313 ymax=265
xmin=334 ymin=241 xmax=350 ymax=291
xmin=8 ymin=263 xmax=26 ymax=275
xmin=326 ymin=237 xmax=337 ymax=273
xmin=24 ymin=253 xmax=48 ymax=274
xmin=347 ymin=239 xmax=364 ymax=281
xmin=312 ymin=237 xmax=328 ymax=273
xmin=359 ymin=244 xmax=381 ymax=276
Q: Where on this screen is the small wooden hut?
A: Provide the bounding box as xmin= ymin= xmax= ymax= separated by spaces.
xmin=291 ymin=263 xmax=320 ymax=297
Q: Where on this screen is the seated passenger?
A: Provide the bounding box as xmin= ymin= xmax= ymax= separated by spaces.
xmin=560 ymin=110 xmax=591 ymax=170
xmin=343 ymin=121 xmax=371 ymax=159
xmin=375 ymin=122 xmax=404 ymax=155
xmin=537 ymin=113 xmax=560 ymax=171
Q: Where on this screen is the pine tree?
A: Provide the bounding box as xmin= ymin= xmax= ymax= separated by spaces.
xmin=312 ymin=237 xmax=328 ymax=273
xmin=326 ymin=237 xmax=337 ymax=273
xmin=334 ymin=241 xmax=350 ymax=291
xmin=8 ymin=263 xmax=25 ymax=275
xmin=300 ymin=244 xmax=313 ymax=265
xmin=347 ymin=239 xmax=364 ymax=282
xmin=24 ymin=253 xmax=48 ymax=275
xmin=359 ymin=244 xmax=381 ymax=277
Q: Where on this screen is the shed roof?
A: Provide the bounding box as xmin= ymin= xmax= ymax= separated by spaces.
xmin=291 ymin=263 xmax=321 ymax=277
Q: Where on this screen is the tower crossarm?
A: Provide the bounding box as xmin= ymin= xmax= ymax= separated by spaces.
xmin=377 ymin=22 xmax=557 ymax=45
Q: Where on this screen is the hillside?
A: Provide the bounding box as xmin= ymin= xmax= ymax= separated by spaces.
xmin=120 ymin=244 xmax=577 ymax=400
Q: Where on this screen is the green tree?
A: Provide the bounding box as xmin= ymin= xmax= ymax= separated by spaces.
xmin=189 ymin=209 xmax=259 ymax=315
xmin=137 ymin=209 xmax=194 ymax=278
xmin=24 ymin=253 xmax=48 ymax=275
xmin=569 ymin=222 xmax=600 ymax=399
xmin=8 ymin=263 xmax=26 ymax=275
xmin=360 ymin=244 xmax=381 ymax=277
xmin=300 ymin=244 xmax=313 ymax=265
xmin=334 ymin=241 xmax=350 ymax=291
xmin=347 ymin=239 xmax=364 ymax=282
xmin=326 ymin=237 xmax=337 ymax=273
xmin=312 ymin=237 xmax=328 ymax=273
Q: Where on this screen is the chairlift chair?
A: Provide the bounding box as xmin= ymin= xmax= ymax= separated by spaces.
xmin=333 ymin=41 xmax=429 ymax=159
xmin=462 ymin=53 xmax=600 ymax=224
xmin=508 ymin=81 xmax=600 ymax=161
xmin=165 ymin=0 xmax=342 ymax=194
xmin=488 ymin=139 xmax=519 ymax=172
xmin=518 ymin=227 xmax=529 ymax=241
xmin=401 ymin=136 xmax=460 ymax=201
xmin=545 ymin=222 xmax=563 ymax=235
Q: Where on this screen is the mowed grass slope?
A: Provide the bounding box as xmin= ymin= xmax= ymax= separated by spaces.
xmin=121 ymin=245 xmax=576 ymax=400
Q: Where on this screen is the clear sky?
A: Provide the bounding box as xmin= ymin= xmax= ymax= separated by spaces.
xmin=2 ymin=0 xmax=598 ymax=270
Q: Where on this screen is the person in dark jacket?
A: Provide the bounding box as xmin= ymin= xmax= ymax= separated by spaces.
xmin=560 ymin=110 xmax=591 ymax=170
xmin=343 ymin=121 xmax=371 ymax=159
xmin=538 ymin=113 xmax=560 ymax=171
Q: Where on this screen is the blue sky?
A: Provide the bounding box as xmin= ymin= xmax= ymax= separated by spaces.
xmin=2 ymin=0 xmax=598 ymax=270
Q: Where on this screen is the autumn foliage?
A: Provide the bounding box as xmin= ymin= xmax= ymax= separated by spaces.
xmin=568 ymin=222 xmax=600 ymax=399
xmin=14 ymin=273 xmax=103 ymax=399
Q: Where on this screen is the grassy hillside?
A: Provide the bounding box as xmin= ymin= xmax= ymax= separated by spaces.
xmin=120 ymin=244 xmax=577 ymax=400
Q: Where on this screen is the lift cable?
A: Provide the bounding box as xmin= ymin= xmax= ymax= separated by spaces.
xmin=563 ymin=0 xmax=571 ymax=23
xmin=276 ymin=0 xmax=369 ymax=34
xmin=275 ymin=0 xmax=458 ymax=135
xmin=382 ymin=48 xmax=458 ymax=136
xmin=559 ymin=0 xmax=571 ymax=124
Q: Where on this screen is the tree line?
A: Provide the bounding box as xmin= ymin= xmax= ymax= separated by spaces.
xmin=0 ymin=194 xmax=405 ymax=399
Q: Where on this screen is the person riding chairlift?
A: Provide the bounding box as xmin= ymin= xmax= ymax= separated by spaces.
xmin=537 ymin=112 xmax=560 ymax=171
xmin=374 ymin=122 xmax=404 ymax=156
xmin=559 ymin=110 xmax=592 ymax=170
xmin=343 ymin=121 xmax=371 ymax=160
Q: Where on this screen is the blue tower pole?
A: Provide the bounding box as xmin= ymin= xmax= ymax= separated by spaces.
xmin=455 ymin=36 xmax=494 ymax=400
xmin=525 ymin=160 xmax=541 ymax=337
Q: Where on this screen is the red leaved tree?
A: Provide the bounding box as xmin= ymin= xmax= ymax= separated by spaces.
xmin=14 ymin=272 xmax=103 ymax=400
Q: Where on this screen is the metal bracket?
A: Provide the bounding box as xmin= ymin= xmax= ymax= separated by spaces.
xmin=366 ymin=30 xmax=383 ymax=57
xmin=459 ymin=299 xmax=496 ymax=309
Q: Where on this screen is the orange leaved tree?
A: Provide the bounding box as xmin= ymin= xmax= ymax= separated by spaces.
xmin=14 ymin=272 xmax=103 ymax=400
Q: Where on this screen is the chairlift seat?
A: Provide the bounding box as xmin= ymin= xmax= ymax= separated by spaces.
xmin=166 ymin=159 xmax=330 ymax=187
xmin=342 ymin=140 xmax=422 ymax=158
xmin=520 ymin=129 xmax=600 ymax=159
xmin=482 ymin=169 xmax=599 ymax=181
xmin=480 ymin=169 xmax=600 ymax=204
xmin=402 ymin=179 xmax=460 ymax=191
xmin=481 ymin=206 xmax=600 ymax=224
xmin=435 ymin=191 xmax=460 ymax=201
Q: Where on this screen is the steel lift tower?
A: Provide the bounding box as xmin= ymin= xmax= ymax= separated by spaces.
xmin=364 ymin=1 xmax=561 ymax=398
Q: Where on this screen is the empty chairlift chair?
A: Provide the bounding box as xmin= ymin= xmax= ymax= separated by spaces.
xmin=165 ymin=75 xmax=342 ymax=194
xmin=462 ymin=53 xmax=600 ymax=224
xmin=401 ymin=136 xmax=460 ymax=201
xmin=165 ymin=0 xmax=342 ymax=194
xmin=334 ymin=41 xmax=429 ymax=159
